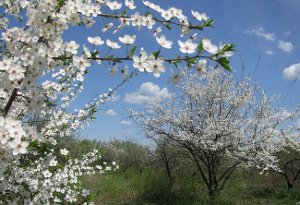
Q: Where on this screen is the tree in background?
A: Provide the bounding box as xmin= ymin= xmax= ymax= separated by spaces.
xmin=151 ymin=137 xmax=192 ymax=189
xmin=270 ymin=129 xmax=300 ymax=191
xmin=276 ymin=147 xmax=300 ymax=190
xmin=101 ymin=140 xmax=151 ymax=172
xmin=135 ymin=68 xmax=298 ymax=197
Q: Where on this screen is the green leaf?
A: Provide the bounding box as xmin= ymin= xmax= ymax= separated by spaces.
xmin=121 ymin=10 xmax=128 ymax=16
xmin=216 ymin=57 xmax=232 ymax=71
xmin=91 ymin=50 xmax=99 ymax=58
xmin=193 ymin=19 xmax=214 ymax=30
xmin=28 ymin=140 xmax=39 ymax=150
xmin=218 ymin=43 xmax=236 ymax=55
xmin=152 ymin=50 xmax=161 ymax=59
xmin=186 ymin=56 xmax=197 ymax=68
xmin=197 ymin=40 xmax=203 ymax=54
xmin=129 ymin=46 xmax=137 ymax=57
xmin=55 ymin=0 xmax=66 ymax=11
xmin=202 ymin=19 xmax=214 ymax=28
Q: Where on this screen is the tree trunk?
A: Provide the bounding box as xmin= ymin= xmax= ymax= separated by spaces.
xmin=287 ymin=181 xmax=294 ymax=190
xmin=165 ymin=161 xmax=173 ymax=188
xmin=284 ymin=173 xmax=294 ymax=190
xmin=207 ymin=182 xmax=218 ymax=198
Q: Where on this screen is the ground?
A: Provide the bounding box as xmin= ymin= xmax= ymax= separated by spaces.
xmin=82 ymin=168 xmax=300 ymax=205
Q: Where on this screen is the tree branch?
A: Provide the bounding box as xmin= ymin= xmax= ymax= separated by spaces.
xmin=2 ymin=88 xmax=18 ymax=117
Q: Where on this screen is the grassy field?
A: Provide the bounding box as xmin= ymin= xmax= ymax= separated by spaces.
xmin=82 ymin=168 xmax=300 ymax=205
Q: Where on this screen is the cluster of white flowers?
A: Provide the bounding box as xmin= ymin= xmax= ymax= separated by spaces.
xmin=132 ymin=48 xmax=165 ymax=77
xmin=136 ymin=68 xmax=299 ymax=172
xmin=0 ymin=0 xmax=235 ymax=203
xmin=1 ymin=148 xmax=119 ymax=204
xmin=0 ymin=117 xmax=29 ymax=155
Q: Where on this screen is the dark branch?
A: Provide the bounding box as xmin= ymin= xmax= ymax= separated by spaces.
xmin=3 ymin=88 xmax=18 ymax=117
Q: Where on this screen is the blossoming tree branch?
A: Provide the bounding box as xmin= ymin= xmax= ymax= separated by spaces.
xmin=0 ymin=0 xmax=234 ymax=204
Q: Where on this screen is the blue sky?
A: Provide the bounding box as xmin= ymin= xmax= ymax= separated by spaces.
xmin=65 ymin=0 xmax=300 ymax=142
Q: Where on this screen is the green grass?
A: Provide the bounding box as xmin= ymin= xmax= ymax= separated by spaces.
xmin=82 ymin=169 xmax=300 ymax=205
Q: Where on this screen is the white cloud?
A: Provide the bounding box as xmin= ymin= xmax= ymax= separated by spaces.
xmin=120 ymin=120 xmax=131 ymax=126
xmin=265 ymin=49 xmax=275 ymax=55
xmin=124 ymin=82 xmax=172 ymax=105
xmin=283 ymin=63 xmax=300 ymax=80
xmin=105 ymin=109 xmax=118 ymax=116
xmin=246 ymin=27 xmax=275 ymax=42
xmin=278 ymin=40 xmax=294 ymax=53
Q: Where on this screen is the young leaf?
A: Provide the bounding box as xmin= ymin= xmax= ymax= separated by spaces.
xmin=91 ymin=50 xmax=99 ymax=58
xmin=193 ymin=19 xmax=214 ymax=30
xmin=152 ymin=50 xmax=161 ymax=59
xmin=216 ymin=57 xmax=232 ymax=71
xmin=197 ymin=40 xmax=203 ymax=54
xmin=121 ymin=10 xmax=128 ymax=16
xmin=203 ymin=19 xmax=214 ymax=28
xmin=129 ymin=46 xmax=137 ymax=57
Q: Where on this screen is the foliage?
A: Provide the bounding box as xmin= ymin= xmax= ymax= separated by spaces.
xmin=101 ymin=140 xmax=151 ymax=172
xmin=82 ymin=168 xmax=300 ymax=205
xmin=59 ymin=137 xmax=300 ymax=204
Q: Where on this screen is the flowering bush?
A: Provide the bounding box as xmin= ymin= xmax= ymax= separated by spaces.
xmin=0 ymin=0 xmax=235 ymax=204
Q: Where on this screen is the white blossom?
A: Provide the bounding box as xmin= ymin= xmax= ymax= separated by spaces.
xmin=87 ymin=36 xmax=104 ymax=46
xmin=202 ymin=39 xmax=218 ymax=54
xmin=191 ymin=10 xmax=209 ymax=21
xmin=125 ymin=0 xmax=136 ymax=9
xmin=133 ymin=50 xmax=149 ymax=72
xmin=145 ymin=55 xmax=165 ymax=77
xmin=156 ymin=35 xmax=173 ymax=49
xmin=60 ymin=148 xmax=69 ymax=155
xmin=142 ymin=14 xmax=156 ymax=29
xmin=73 ymin=55 xmax=91 ymax=71
xmin=66 ymin=41 xmax=80 ymax=55
xmin=9 ymin=140 xmax=29 ymax=155
xmin=106 ymin=39 xmax=121 ymax=49
xmin=178 ymin=39 xmax=198 ymax=54
xmin=106 ymin=1 xmax=122 ymax=10
xmin=118 ymin=34 xmax=136 ymax=45
xmin=196 ymin=59 xmax=207 ymax=77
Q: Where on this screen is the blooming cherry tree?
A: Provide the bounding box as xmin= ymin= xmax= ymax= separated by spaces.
xmin=134 ymin=68 xmax=297 ymax=197
xmin=0 ymin=0 xmax=235 ymax=203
